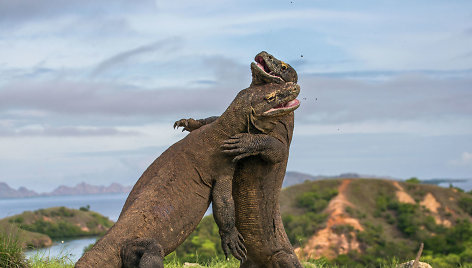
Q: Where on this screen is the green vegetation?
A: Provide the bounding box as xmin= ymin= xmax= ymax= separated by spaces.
xmin=28 ymin=253 xmax=74 ymax=268
xmin=1 ymin=207 xmax=114 ymax=245
xmin=405 ymin=177 xmax=420 ymax=184
xmin=0 ymin=231 xmax=28 ymax=268
xmin=281 ymin=180 xmax=340 ymax=246
xmin=79 ymin=205 xmax=90 ymax=212
xmin=459 ymin=196 xmax=472 ymax=216
xmin=3 ymin=178 xmax=472 ymax=267
xmin=340 ymin=179 xmax=472 ymax=267
xmin=171 ymin=216 xmax=226 ymax=263
xmin=0 ymin=221 xmax=51 ymax=250
xmin=21 ymin=220 xmax=85 ymax=240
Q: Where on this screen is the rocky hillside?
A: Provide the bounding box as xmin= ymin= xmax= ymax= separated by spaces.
xmin=49 ymin=182 xmax=132 ymax=196
xmin=0 ymin=207 xmax=114 ymax=249
xmin=280 ymin=178 xmax=472 ymax=266
xmin=0 ymin=182 xmax=38 ymax=198
xmin=0 ymin=182 xmax=132 ymax=199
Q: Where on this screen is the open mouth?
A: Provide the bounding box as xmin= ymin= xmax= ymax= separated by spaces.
xmin=255 ymin=56 xmax=283 ymax=79
xmin=263 ymin=99 xmax=300 ymax=115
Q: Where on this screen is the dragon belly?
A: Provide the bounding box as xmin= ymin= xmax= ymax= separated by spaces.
xmin=233 ymin=158 xmax=288 ymax=263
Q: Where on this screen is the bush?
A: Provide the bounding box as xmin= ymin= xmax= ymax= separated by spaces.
xmin=20 ymin=219 xmax=86 ymax=239
xmin=283 ymin=212 xmax=328 ymax=246
xmin=91 ymin=213 xmax=114 ymax=229
xmin=8 ymin=217 xmax=24 ymax=225
xmin=174 ymin=216 xmax=226 ymax=263
xmin=406 ymin=177 xmax=420 ymax=184
xmin=79 ymin=205 xmax=90 ymax=212
xmin=83 ymin=243 xmax=95 ymax=254
xmin=459 ymin=197 xmax=472 ymax=216
xmin=282 ymin=185 xmax=338 ymax=246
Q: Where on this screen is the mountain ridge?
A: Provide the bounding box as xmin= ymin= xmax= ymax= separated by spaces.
xmin=2 ymin=171 xmax=471 ymax=199
xmin=0 ymin=181 xmax=132 ymax=199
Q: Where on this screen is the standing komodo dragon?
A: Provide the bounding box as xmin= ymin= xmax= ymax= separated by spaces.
xmin=75 ymin=80 xmax=300 ymax=267
xmin=175 ymin=51 xmax=302 ymax=267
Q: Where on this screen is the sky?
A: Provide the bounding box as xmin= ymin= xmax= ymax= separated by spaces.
xmin=0 ymin=0 xmax=471 ymax=192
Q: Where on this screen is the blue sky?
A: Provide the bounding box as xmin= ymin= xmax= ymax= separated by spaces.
xmin=0 ymin=0 xmax=471 ymax=191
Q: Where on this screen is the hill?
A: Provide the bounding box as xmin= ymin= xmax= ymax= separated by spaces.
xmin=173 ymin=178 xmax=472 ymax=267
xmin=282 ymin=178 xmax=472 ymax=267
xmin=0 ymin=182 xmax=39 ymax=198
xmin=48 ymin=182 xmax=132 ymax=196
xmin=0 ymin=182 xmax=132 ymax=199
xmin=0 ymin=207 xmax=114 ymax=249
xmin=282 ymin=171 xmax=396 ymax=188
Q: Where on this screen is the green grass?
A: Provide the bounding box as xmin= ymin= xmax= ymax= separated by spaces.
xmin=0 ymin=230 xmax=28 ymax=268
xmin=161 ymin=257 xmax=408 ymax=268
xmin=28 ymin=252 xmax=74 ymax=268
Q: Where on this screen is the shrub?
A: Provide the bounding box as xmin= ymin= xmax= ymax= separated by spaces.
xmin=8 ymin=217 xmax=24 ymax=225
xmin=406 ymin=177 xmax=420 ymax=184
xmin=283 ymin=212 xmax=328 ymax=246
xmin=458 ymin=197 xmax=472 ymax=216
xmin=79 ymin=205 xmax=90 ymax=212
xmin=174 ymin=216 xmax=225 ymax=263
xmin=83 ymin=243 xmax=95 ymax=254
xmin=20 ymin=219 xmax=85 ymax=239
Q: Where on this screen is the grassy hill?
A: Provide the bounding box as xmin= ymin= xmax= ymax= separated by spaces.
xmin=173 ymin=178 xmax=472 ymax=267
xmin=0 ymin=221 xmax=52 ymax=249
xmin=0 ymin=206 xmax=114 ymax=249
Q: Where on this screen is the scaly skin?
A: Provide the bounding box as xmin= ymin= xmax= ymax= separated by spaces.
xmin=75 ymin=81 xmax=300 ymax=268
xmin=175 ymin=52 xmax=302 ymax=267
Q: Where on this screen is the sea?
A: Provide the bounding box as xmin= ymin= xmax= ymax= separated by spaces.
xmin=0 ymin=192 xmax=212 ymax=263
xmin=0 ymin=193 xmax=129 ymax=263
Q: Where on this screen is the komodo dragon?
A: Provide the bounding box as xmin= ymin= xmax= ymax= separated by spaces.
xmin=75 ymin=81 xmax=301 ymax=268
xmin=175 ymin=51 xmax=303 ymax=267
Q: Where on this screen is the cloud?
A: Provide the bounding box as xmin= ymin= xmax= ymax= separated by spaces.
xmin=294 ymin=119 xmax=472 ymax=136
xmin=0 ymin=80 xmax=238 ymax=117
xmin=91 ymin=38 xmax=182 ymax=77
xmin=0 ymin=0 xmax=156 ymax=25
xmin=1 ymin=70 xmax=471 ymax=134
xmin=296 ymin=73 xmax=472 ymax=124
xmin=449 ymin=152 xmax=472 ymax=166
xmin=0 ymin=125 xmax=139 ymax=137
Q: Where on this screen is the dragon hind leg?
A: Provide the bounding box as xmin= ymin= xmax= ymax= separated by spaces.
xmin=121 ymin=238 xmax=164 ymax=268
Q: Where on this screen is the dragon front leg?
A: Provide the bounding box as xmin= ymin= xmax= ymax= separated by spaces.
xmin=173 ymin=116 xmax=219 ymax=132
xmin=221 ymin=133 xmax=288 ymax=163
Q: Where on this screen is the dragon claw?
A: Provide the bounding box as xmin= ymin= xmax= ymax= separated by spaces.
xmin=221 ymin=133 xmax=260 ymax=162
xmin=173 ymin=118 xmax=202 ymax=132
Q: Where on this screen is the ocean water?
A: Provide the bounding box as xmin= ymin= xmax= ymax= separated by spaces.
xmin=1 ymin=193 xmax=129 ymax=262
xmin=0 ymin=192 xmax=129 ymax=221
xmin=1 ymin=192 xmax=212 ymax=263
xmin=438 ymin=179 xmax=472 ymax=192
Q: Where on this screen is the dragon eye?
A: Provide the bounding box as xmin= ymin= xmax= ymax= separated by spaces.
xmin=281 ymin=62 xmax=288 ymax=70
xmin=265 ymin=92 xmax=277 ymax=101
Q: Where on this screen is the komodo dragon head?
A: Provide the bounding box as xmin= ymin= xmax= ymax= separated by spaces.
xmin=229 ymin=82 xmax=300 ymax=134
xmin=250 ymin=51 xmax=298 ymax=86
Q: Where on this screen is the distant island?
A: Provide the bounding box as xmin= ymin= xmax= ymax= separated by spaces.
xmin=2 ymin=172 xmax=470 ymax=199
xmin=0 ymin=182 xmax=132 ymax=199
